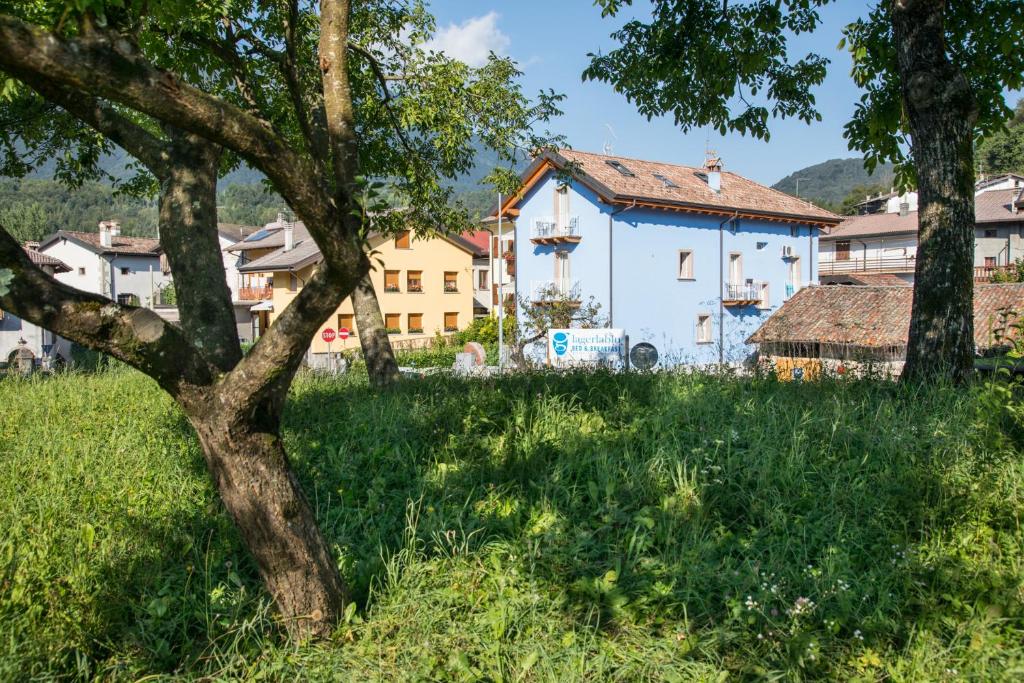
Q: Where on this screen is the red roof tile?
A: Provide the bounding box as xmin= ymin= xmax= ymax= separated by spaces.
xmin=504 ymin=149 xmax=840 ymax=226
xmin=42 ymin=230 xmax=161 ymax=256
xmin=24 ymin=247 xmax=70 ymax=272
xmin=748 ymin=283 xmax=1024 ymax=351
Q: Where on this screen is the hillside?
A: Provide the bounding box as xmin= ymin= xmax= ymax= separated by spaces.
xmin=772 ymin=157 xmax=895 ymax=210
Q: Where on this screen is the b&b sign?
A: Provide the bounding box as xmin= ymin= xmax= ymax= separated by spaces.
xmin=548 ymin=328 xmax=625 ymax=368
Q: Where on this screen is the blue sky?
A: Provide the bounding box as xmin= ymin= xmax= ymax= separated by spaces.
xmin=425 ymin=1 xmax=889 ymax=187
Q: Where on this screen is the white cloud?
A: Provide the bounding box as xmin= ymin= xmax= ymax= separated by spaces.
xmin=425 ymin=12 xmax=510 ymax=68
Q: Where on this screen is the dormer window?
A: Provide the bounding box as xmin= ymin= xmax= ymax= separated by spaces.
xmin=605 ymin=159 xmax=635 ymax=177
xmin=653 ymin=173 xmax=678 ymax=188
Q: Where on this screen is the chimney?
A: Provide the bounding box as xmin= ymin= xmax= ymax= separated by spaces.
xmin=25 ymin=241 xmax=40 ymax=251
xmin=108 ymin=221 xmax=121 ymax=237
xmin=99 ymin=221 xmax=112 ymax=248
xmin=704 ymin=152 xmax=723 ymax=194
xmin=899 ymin=202 xmax=910 ymax=217
xmin=283 ymin=220 xmax=294 ymax=252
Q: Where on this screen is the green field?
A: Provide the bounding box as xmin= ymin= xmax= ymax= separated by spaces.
xmin=1 ymin=368 xmax=1023 ymax=680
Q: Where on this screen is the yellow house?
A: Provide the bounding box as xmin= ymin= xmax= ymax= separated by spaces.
xmin=237 ymin=224 xmax=481 ymax=357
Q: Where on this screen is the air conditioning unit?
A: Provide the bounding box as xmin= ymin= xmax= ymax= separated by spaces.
xmin=781 ymin=245 xmax=796 ymax=258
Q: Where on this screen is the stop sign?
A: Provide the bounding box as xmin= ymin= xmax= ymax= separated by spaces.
xmin=338 ymin=327 xmax=350 ymax=340
xmin=321 ymin=328 xmax=336 ymax=343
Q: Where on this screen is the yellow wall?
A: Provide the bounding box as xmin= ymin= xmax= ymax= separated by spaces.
xmin=267 ymin=233 xmax=476 ymax=353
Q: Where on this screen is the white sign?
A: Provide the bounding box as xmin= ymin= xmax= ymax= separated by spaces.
xmin=548 ymin=328 xmax=625 ymax=367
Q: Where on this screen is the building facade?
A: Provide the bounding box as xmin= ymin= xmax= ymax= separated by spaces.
xmin=500 ymin=149 xmax=840 ymax=366
xmin=236 ymin=223 xmax=481 ymax=364
xmin=0 ymin=246 xmax=72 ymax=367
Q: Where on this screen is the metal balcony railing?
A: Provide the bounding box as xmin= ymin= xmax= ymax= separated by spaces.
xmin=723 ymin=282 xmax=765 ymax=305
xmin=819 ymin=255 xmax=916 ymax=275
xmin=530 ymin=279 xmax=581 ymax=302
xmin=530 ymin=216 xmax=581 ymax=242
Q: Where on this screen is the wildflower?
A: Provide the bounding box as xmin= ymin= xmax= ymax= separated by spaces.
xmin=854 ymin=629 xmax=864 ymax=641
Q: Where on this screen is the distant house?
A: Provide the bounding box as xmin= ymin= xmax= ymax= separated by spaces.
xmin=38 ymin=221 xmax=170 ymax=307
xmin=222 ymin=215 xmax=297 ymax=339
xmin=234 ymin=221 xmax=483 ymax=365
xmin=496 ymin=148 xmax=841 ymax=365
xmin=1 ymin=245 xmax=72 ymax=367
xmin=747 ymin=283 xmax=1024 ymax=378
xmin=820 ymin=177 xmax=1024 ymax=284
xmin=215 ymin=222 xmax=263 ymax=342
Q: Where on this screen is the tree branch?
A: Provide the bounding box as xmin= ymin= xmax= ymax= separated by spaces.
xmin=282 ymin=0 xmax=330 ymax=173
xmin=347 ymin=42 xmax=415 ymax=157
xmin=0 ymin=227 xmax=212 ymax=393
xmin=0 ymin=15 xmax=347 ymax=258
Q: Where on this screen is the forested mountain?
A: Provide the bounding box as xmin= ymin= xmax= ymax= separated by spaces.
xmin=772 ymin=158 xmax=895 ymax=213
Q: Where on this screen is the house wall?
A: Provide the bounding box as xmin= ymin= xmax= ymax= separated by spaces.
xmin=42 ymin=240 xmax=104 ymax=295
xmin=513 ymin=171 xmax=819 ymax=366
xmin=107 ymin=255 xmax=170 ymax=306
xmin=267 ymin=234 xmax=475 ymax=357
xmin=974 ymin=225 xmax=1024 ymax=266
xmin=41 ymin=239 xmax=168 ymax=304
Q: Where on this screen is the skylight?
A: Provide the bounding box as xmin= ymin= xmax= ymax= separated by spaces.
xmin=244 ymin=228 xmax=276 ymax=242
xmin=653 ymin=173 xmax=679 ymax=188
xmin=605 ymin=159 xmax=636 ymax=177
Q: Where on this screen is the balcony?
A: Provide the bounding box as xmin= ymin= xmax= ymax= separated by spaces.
xmin=238 ymin=285 xmax=273 ymax=301
xmin=530 ymin=279 xmax=581 ymax=305
xmin=975 ymin=264 xmax=1016 ymax=282
xmin=819 ymin=256 xmax=916 ymax=276
xmin=723 ymin=282 xmax=764 ymax=307
xmin=530 ymin=216 xmax=582 ymax=245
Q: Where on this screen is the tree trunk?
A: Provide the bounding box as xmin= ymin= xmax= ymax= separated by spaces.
xmin=894 ymin=0 xmax=978 ymax=383
xmin=187 ymin=397 xmax=348 ymax=641
xmin=159 ymin=131 xmax=243 ymax=373
xmin=351 ymin=270 xmax=400 ymax=387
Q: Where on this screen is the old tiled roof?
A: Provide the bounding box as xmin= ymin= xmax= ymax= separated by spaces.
xmin=459 ymin=230 xmax=491 ymax=256
xmin=217 ymin=223 xmax=260 ymax=243
xmin=40 ymin=230 xmax=161 ymax=256
xmin=502 ymin=149 xmax=841 ymax=226
xmin=824 ymin=189 xmax=1024 ymax=241
xmin=24 ymin=247 xmax=71 ymax=272
xmin=225 ymin=220 xmax=310 ymax=252
xmin=975 ymin=188 xmax=1024 ymax=223
xmin=748 ymin=283 xmax=1024 ymax=351
xmin=836 ymin=273 xmax=911 ymax=286
xmin=238 ymin=229 xmax=479 ymax=273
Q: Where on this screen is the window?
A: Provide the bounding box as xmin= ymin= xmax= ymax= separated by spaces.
xmin=78 ymin=267 xmax=86 ymax=276
xmin=787 ymin=258 xmax=801 ymax=298
xmin=394 ymin=231 xmax=411 ymax=249
xmin=555 ymin=251 xmax=571 ymax=284
xmin=444 ymin=271 xmax=458 ymax=292
xmin=407 ymin=270 xmax=423 ymax=292
xmin=605 ymin=159 xmax=636 ymax=177
xmin=756 ymin=241 xmax=768 ymax=250
xmin=677 ymin=250 xmax=694 ymax=279
xmin=835 ymin=240 xmax=851 ymax=261
xmin=120 ymin=267 xmax=130 ymax=275
xmin=477 ymin=269 xmax=489 ymax=290
xmin=555 ymin=184 xmax=570 ymax=228
xmin=984 ymin=228 xmax=998 ymax=238
xmin=985 ymin=256 xmax=997 ymax=268
xmin=444 ymin=312 xmax=458 ymax=332
xmin=337 ymin=313 xmax=354 ymax=332
xmin=728 ymin=253 xmax=743 ymax=284
xmin=384 ymin=270 xmax=400 ymax=292
xmin=653 ymin=173 xmax=678 ymax=188
xmin=288 ymin=273 xmax=298 ymax=291
xmin=116 ymin=293 xmax=140 ymax=306
xmin=385 ymin=313 xmax=401 ymax=333
xmin=408 ymin=313 xmax=423 ymax=333
xmin=758 ymin=282 xmax=770 ymax=309
xmin=696 ymin=314 xmax=713 ymax=344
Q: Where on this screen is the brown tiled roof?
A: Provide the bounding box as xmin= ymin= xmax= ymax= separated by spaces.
xmin=824 ymin=190 xmax=1024 ymax=241
xmin=975 ymin=188 xmax=1024 ymax=223
xmin=748 ymin=283 xmax=1024 ymax=351
xmin=24 ymin=247 xmax=71 ymax=272
xmin=503 ymin=149 xmax=840 ymax=226
xmin=836 ymin=273 xmax=911 ymax=286
xmin=41 ymin=230 xmax=161 ymax=256
xmin=217 ymin=223 xmax=260 ymax=243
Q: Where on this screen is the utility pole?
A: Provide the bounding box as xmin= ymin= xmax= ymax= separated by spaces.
xmin=496 ymin=193 xmax=504 ymax=373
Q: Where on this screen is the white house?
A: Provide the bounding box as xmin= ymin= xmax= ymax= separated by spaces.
xmin=38 ymin=221 xmax=170 ymax=306
xmin=1 ymin=245 xmax=75 ymax=367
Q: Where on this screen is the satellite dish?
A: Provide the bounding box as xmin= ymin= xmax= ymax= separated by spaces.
xmin=629 ymin=342 xmax=659 ymax=371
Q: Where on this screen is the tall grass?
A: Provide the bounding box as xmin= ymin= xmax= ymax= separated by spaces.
xmin=1 ymin=367 xmax=1022 ymax=680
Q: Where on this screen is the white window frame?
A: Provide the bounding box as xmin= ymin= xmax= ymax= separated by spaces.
xmin=757 ymin=282 xmax=771 ymax=309
xmin=696 ymin=313 xmax=713 ymax=344
xmin=728 ymin=252 xmax=743 ymax=284
xmin=677 ymin=249 xmax=694 ymax=280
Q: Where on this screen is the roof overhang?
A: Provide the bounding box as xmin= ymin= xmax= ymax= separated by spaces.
xmin=494 ymin=151 xmax=841 ymax=228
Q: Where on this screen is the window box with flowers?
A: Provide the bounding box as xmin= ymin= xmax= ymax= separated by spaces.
xmin=408 ymin=327 xmax=424 ymax=334
xmin=385 ymin=327 xmax=402 ymax=335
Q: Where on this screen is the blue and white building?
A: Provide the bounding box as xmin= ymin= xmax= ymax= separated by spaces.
xmin=498 ymin=149 xmax=841 ymax=366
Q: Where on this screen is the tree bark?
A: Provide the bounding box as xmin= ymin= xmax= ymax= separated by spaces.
xmin=159 ymin=130 xmax=243 ymax=373
xmin=351 ymin=271 xmax=400 ymax=387
xmin=185 ymin=397 xmax=348 ymax=640
xmin=894 ymin=0 xmax=978 ymax=383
